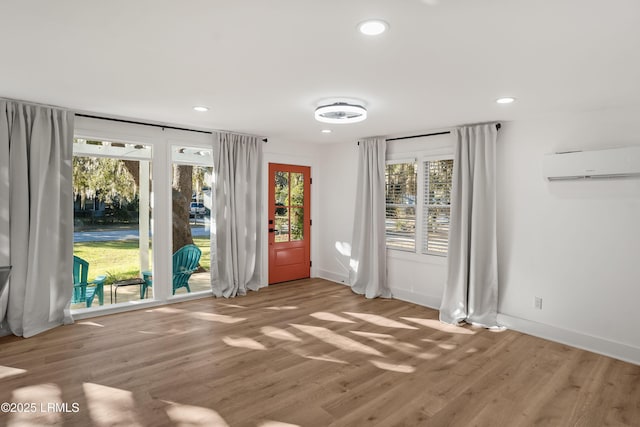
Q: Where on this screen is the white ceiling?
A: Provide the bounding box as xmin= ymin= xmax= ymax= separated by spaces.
xmin=1 ymin=0 xmax=639 ymax=144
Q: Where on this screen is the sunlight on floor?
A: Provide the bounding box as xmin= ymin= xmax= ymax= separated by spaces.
xmin=218 ymin=303 xmax=246 ymax=309
xmin=222 ymin=336 xmax=267 ymax=351
xmin=8 ymin=383 xmax=63 ymax=426
xmin=291 ymin=324 xmax=383 ymax=356
xmin=77 ymin=321 xmax=105 ymax=328
xmin=369 ymin=359 xmax=416 ymax=373
xmin=258 ymin=421 xmax=301 ymax=427
xmin=289 ymin=347 xmax=349 ymax=365
xmin=83 ymin=382 xmax=142 ymax=426
xmin=310 ymin=312 xmax=355 ymax=323
xmin=148 ymin=306 xmax=186 ymax=314
xmin=344 ymin=312 xmax=418 ymax=329
xmin=165 ymin=401 xmax=230 ymax=427
xmin=261 ymin=326 xmax=302 ymax=342
xmin=188 ymin=311 xmax=246 ymax=324
xmin=351 ymin=330 xmax=440 ymax=360
xmin=0 ymin=365 xmax=26 ymax=380
xmin=401 ymin=317 xmax=476 ymax=334
xmin=264 ymin=306 xmax=298 ymax=311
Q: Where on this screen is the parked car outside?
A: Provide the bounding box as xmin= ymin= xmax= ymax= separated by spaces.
xmin=190 ymin=202 xmax=207 ymax=216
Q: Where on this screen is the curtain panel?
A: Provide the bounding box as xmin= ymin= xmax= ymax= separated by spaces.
xmin=0 ymin=99 xmax=74 ymax=337
xmin=212 ymin=132 xmax=263 ymax=297
xmin=349 ymin=137 xmax=391 ymax=298
xmin=440 ymin=123 xmax=499 ymax=328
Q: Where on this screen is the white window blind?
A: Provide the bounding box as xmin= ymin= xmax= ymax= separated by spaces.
xmin=422 ymin=159 xmax=453 ymax=256
xmin=385 ymin=162 xmax=417 ymax=251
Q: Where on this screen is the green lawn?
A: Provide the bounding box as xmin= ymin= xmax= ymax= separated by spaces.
xmin=74 ymin=237 xmax=211 ymax=284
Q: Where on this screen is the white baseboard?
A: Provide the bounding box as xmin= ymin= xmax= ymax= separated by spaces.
xmin=390 ymin=288 xmax=441 ymax=310
xmin=498 ymin=313 xmax=640 ymax=366
xmin=316 ymin=269 xmax=441 ymax=308
xmin=316 ymin=269 xmax=349 ymax=286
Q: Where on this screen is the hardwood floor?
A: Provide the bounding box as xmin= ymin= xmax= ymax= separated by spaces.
xmin=0 ymin=278 xmax=638 ymax=426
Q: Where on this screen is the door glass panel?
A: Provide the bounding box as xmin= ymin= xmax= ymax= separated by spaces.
xmin=290 ymin=172 xmax=304 ymax=206
xmin=275 ymin=207 xmax=289 ymax=242
xmin=291 ymin=207 xmax=304 ymax=241
xmin=275 ymin=171 xmax=289 ymax=206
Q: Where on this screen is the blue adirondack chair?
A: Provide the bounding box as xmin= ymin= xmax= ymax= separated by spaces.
xmin=73 ymin=256 xmax=106 ymax=307
xmin=141 ymin=244 xmax=202 ymax=297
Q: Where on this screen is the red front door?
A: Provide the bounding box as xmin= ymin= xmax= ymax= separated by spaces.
xmin=268 ymin=163 xmax=311 ymax=284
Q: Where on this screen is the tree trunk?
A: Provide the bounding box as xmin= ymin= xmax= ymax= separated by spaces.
xmin=121 ymin=160 xmax=195 ymax=253
xmin=122 ymin=160 xmax=140 ymax=187
xmin=172 ymin=164 xmax=194 ymax=252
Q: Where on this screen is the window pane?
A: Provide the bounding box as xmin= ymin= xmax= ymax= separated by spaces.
xmin=385 ymin=163 xmax=417 ymax=205
xmin=385 ymin=162 xmax=417 ymax=251
xmin=72 ymin=139 xmax=154 ymax=310
xmin=275 ymin=171 xmax=289 ymax=206
xmin=291 ymin=207 xmax=304 ymax=241
xmin=425 ymin=206 xmax=450 ymax=255
xmin=290 ymin=172 xmax=304 ymax=206
xmin=172 ymin=149 xmax=213 ymax=295
xmin=428 ymin=159 xmax=454 ymax=205
xmin=275 ymin=207 xmax=289 ymax=242
xmin=386 ymin=206 xmax=416 ymax=251
xmin=422 ymin=159 xmax=453 ymax=256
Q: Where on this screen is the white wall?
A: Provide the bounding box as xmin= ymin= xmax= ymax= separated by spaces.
xmin=316 ymin=109 xmax=640 ymax=364
xmin=315 ymin=141 xmax=358 ymax=284
xmin=496 ymin=108 xmax=640 ymax=364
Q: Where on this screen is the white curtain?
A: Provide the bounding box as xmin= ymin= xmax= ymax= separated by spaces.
xmin=0 ymin=99 xmax=74 ymax=337
xmin=349 ymin=137 xmax=391 ymax=298
xmin=440 ymin=123 xmax=499 ymax=327
xmin=212 ymin=132 xmax=262 ymax=297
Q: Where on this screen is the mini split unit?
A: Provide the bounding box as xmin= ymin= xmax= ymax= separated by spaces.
xmin=543 ymin=146 xmax=640 ymax=180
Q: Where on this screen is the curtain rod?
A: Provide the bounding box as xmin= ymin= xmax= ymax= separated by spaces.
xmin=76 ymin=113 xmax=268 ymax=143
xmin=386 ymin=123 xmax=502 ymax=142
xmin=358 ymin=123 xmax=501 ymax=145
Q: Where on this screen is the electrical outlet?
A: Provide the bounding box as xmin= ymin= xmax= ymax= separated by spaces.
xmin=534 ymin=297 xmax=543 ymax=310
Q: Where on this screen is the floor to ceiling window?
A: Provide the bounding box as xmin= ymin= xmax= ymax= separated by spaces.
xmin=170 ymin=145 xmax=213 ymax=295
xmin=71 ymin=139 xmax=153 ymax=310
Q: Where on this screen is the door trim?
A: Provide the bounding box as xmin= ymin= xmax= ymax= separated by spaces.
xmin=268 ymin=163 xmax=311 ymax=284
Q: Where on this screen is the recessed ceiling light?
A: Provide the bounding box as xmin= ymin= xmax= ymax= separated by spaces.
xmin=358 ymin=20 xmax=388 ymax=36
xmin=496 ymin=97 xmax=516 ymax=104
xmin=315 ymin=102 xmax=367 ymax=124
xmin=321 ymin=129 xmax=332 ymax=134
xmin=193 ymin=106 xmax=209 ymax=112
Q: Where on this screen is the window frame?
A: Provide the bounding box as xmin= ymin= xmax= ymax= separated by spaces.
xmin=421 ymin=156 xmax=454 ymax=257
xmin=385 ymin=151 xmax=454 ymax=260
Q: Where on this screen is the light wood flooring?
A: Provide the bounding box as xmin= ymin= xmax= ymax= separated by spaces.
xmin=1 ymin=278 xmax=638 ymax=426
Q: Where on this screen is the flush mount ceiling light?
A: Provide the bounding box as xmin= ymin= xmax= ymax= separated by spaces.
xmin=315 ymin=102 xmax=367 ymax=124
xmin=496 ymin=97 xmax=516 ymax=104
xmin=321 ymin=129 xmax=332 ymax=134
xmin=358 ymin=19 xmax=389 ymax=36
xmin=193 ymin=106 xmax=209 ymax=112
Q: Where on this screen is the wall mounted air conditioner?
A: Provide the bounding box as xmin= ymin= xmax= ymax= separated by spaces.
xmin=543 ymin=146 xmax=640 ymax=180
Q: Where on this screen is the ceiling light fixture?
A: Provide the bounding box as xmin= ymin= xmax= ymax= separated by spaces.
xmin=496 ymin=97 xmax=516 ymax=104
xmin=321 ymin=129 xmax=332 ymax=134
xmin=193 ymin=106 xmax=209 ymax=112
xmin=358 ymin=19 xmax=389 ymax=36
xmin=315 ymin=102 xmax=367 ymax=124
